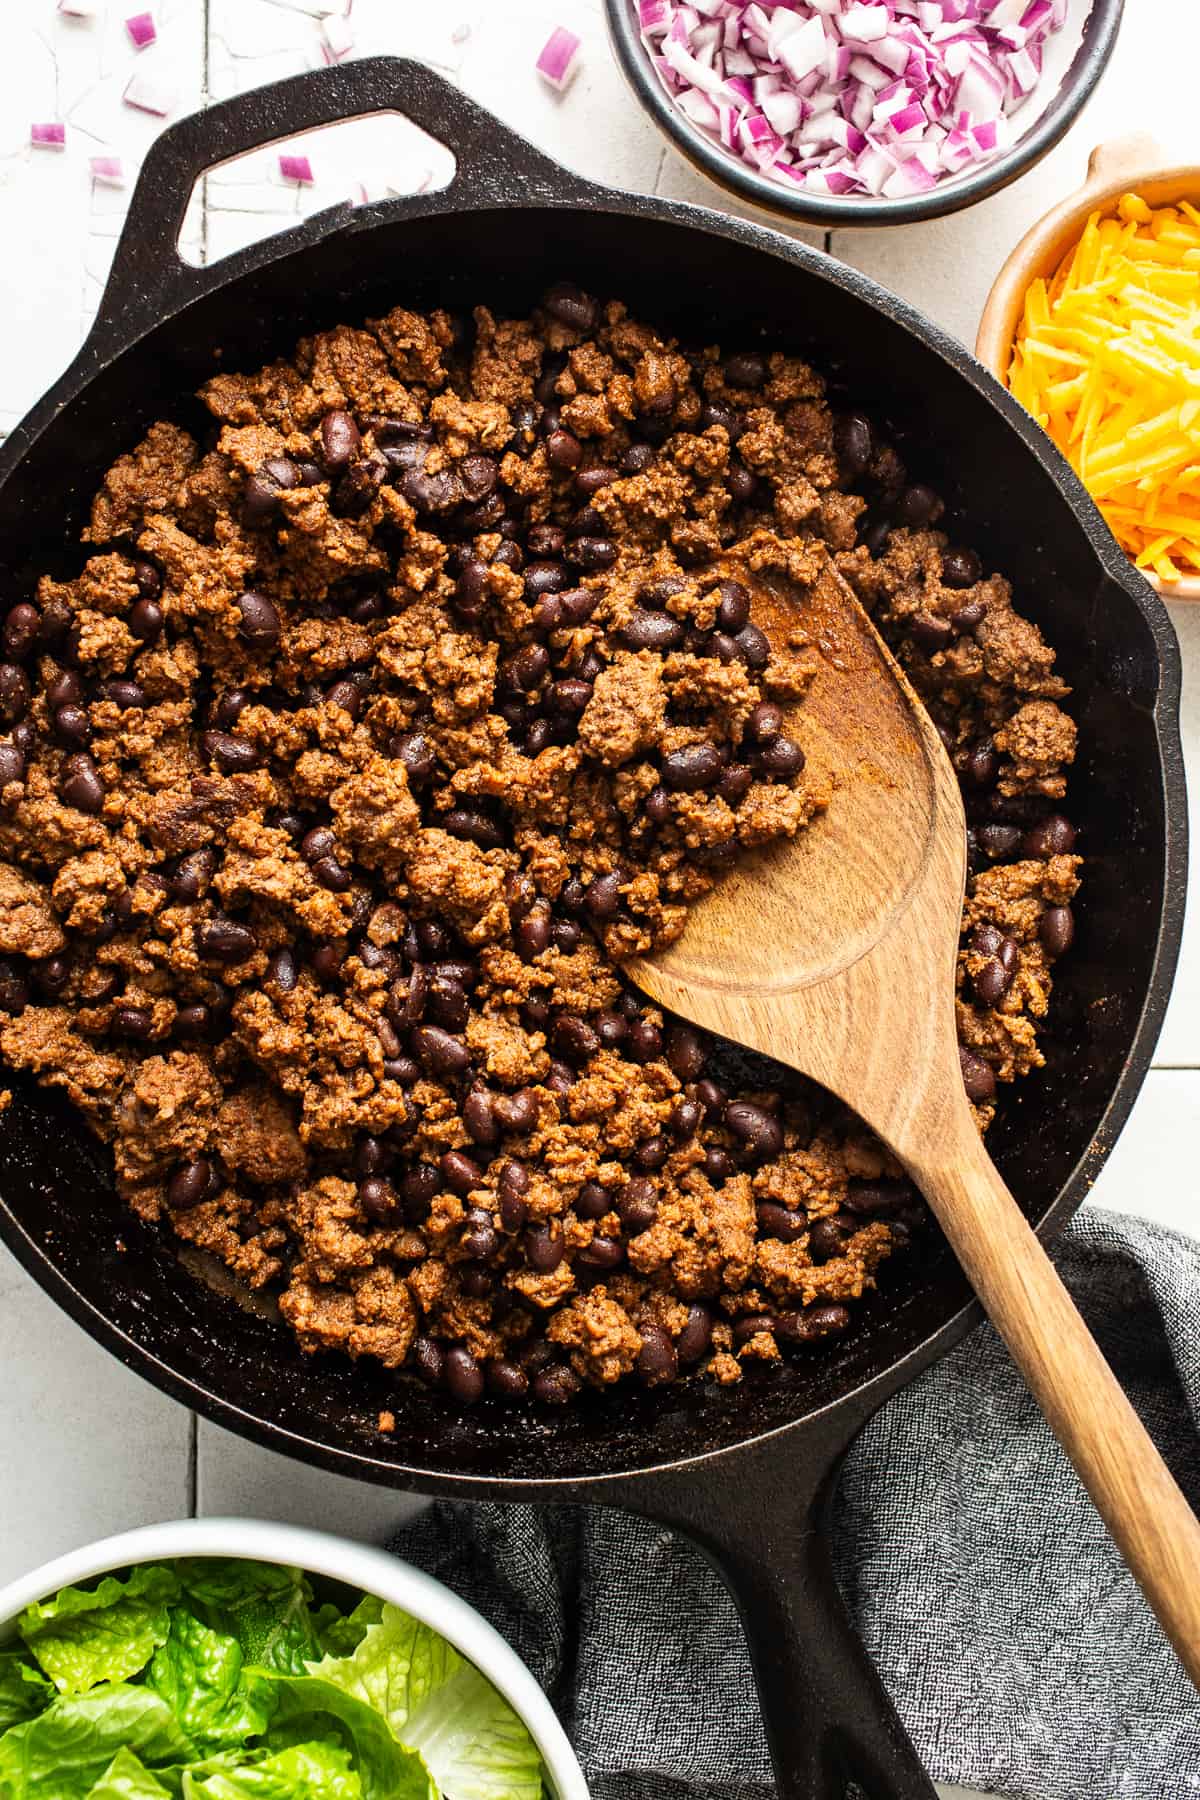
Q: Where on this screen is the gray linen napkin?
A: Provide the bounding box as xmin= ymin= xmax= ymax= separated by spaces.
xmin=390 ymin=1208 xmax=1200 ymax=1800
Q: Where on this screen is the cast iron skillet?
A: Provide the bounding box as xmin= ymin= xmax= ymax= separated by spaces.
xmin=0 ymin=58 xmax=1186 ymax=1800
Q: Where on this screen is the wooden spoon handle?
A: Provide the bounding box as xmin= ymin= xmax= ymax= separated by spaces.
xmin=913 ymin=1119 xmax=1200 ymax=1688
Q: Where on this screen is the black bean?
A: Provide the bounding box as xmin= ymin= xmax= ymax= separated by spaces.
xmin=168 ymin=1158 xmax=214 ymax=1211
xmin=619 ymin=608 xmax=685 ymax=652
xmin=571 ymin=536 xmax=619 ymax=573
xmin=132 ymin=559 xmax=162 ymax=599
xmin=0 ymin=665 xmax=30 ymax=726
xmin=780 ymin=1303 xmax=852 ymax=1342
xmin=726 ymin=1100 xmax=784 ymax=1161
xmin=978 ymin=824 xmax=1022 ymax=860
xmin=552 ymin=1014 xmax=600 ymax=1065
xmin=833 ymin=412 xmax=873 ymax=478
xmin=45 ymin=671 xmax=82 ymax=711
xmin=964 ymin=740 xmax=998 ymax=788
xmin=32 ymin=955 xmax=70 ymax=997
xmin=311 ymin=855 xmax=352 ymax=893
xmin=637 ymin=1324 xmax=679 ymax=1384
xmin=532 ymin=1363 xmax=582 ymax=1405
xmin=412 ymin=1336 xmax=445 ymax=1387
xmin=911 ymin=611 xmax=953 ymax=653
xmin=896 ymin=484 xmax=941 ymax=528
xmin=126 ymin=596 xmax=164 ymax=645
xmin=1040 ymin=906 xmax=1075 ymax=957
xmin=3 ymin=604 xmax=40 ymax=659
xmin=523 ymin=562 xmax=569 ymax=604
xmin=172 ymin=848 xmax=217 ymax=901
xmin=444 ymin=1346 xmax=484 ymax=1405
xmin=621 ymin=442 xmax=656 ymax=474
xmin=516 ymin=908 xmax=551 ymax=961
xmin=402 ymin=1164 xmax=441 ymax=1225
xmin=714 ymin=764 xmax=751 ymax=807
xmin=723 ymin=351 xmax=766 ymax=389
xmin=941 ymin=547 xmax=982 ymax=589
xmin=459 ymin=1088 xmax=495 ymax=1148
xmin=551 ymin=920 xmax=581 ymax=953
xmin=386 ymin=731 xmax=433 ymax=791
xmin=0 ymin=959 xmax=29 ymax=1013
xmin=626 ymin=1018 xmax=662 ymax=1063
xmin=576 ymin=1181 xmax=611 ymax=1221
xmin=951 ymin=597 xmax=988 ymax=632
xmin=359 ymin=1176 xmax=397 ymax=1225
xmin=662 ymin=744 xmax=723 ymax=792
xmin=997 ymin=936 xmax=1019 ymax=975
xmin=577 ymin=1233 xmax=624 ymax=1271
xmin=677 ymin=1303 xmax=713 ymax=1365
xmin=61 ymin=753 xmax=104 ymax=814
xmin=102 ymin=679 xmax=146 ymax=710
xmin=744 ymin=701 xmax=779 ymax=745
xmin=844 ymin=1179 xmax=912 ymax=1216
xmin=319 ymin=409 xmax=361 ymax=470
xmin=196 ymin=917 xmax=256 ymax=964
xmin=575 ymin=466 xmax=619 ymax=499
xmin=411 ymin=1024 xmax=470 ymax=1078
xmin=959 ymin=1043 xmax=997 ymax=1103
xmin=400 ymin=467 xmax=463 ymax=513
xmin=488 ymin=1360 xmax=529 ymax=1400
xmin=543 ymin=282 xmax=598 ymax=333
xmin=299 ymin=827 xmax=334 ymax=864
xmin=634 ymin=1134 xmax=669 ymax=1172
xmin=440 ymin=1149 xmax=483 ymax=1198
xmin=579 ymin=871 xmax=622 ymax=924
xmin=808 ymin=1216 xmax=848 ymax=1262
xmin=545 ymin=428 xmax=582 ymax=471
xmin=711 ymin=580 xmax=750 ymax=633
xmin=759 ymin=736 xmax=805 ymax=779
xmin=237 ymin=591 xmax=281 ymax=650
xmin=50 ymin=700 xmax=91 ymax=749
xmin=526 ymin=1221 xmax=565 ymax=1272
xmin=734 ymin=622 xmax=770 ymax=668
xmin=326 ymin=678 xmax=362 ymax=717
xmin=695 ymin=1078 xmax=727 ymax=1117
xmin=110 ymin=1004 xmax=152 ymax=1040
xmin=202 ymin=730 xmax=260 ymax=774
xmin=973 ymin=958 xmax=1011 ymax=1007
xmin=756 ymin=1201 xmax=807 ymax=1243
xmin=1022 ymin=814 xmax=1076 ymax=857
xmin=174 ymin=1004 xmax=210 ymax=1038
xmin=618 ymin=1176 xmax=658 ymax=1234
xmin=462 ymin=1205 xmax=499 ymax=1260
xmin=733 ymin=1314 xmax=779 ymax=1347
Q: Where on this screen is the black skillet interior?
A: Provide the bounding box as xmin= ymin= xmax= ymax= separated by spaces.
xmin=0 ymin=59 xmax=1184 ymax=1496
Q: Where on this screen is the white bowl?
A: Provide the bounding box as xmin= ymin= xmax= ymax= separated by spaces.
xmin=0 ymin=1516 xmax=589 ymax=1800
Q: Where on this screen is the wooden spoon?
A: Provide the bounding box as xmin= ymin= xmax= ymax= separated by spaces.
xmin=628 ymin=553 xmax=1200 ymax=1684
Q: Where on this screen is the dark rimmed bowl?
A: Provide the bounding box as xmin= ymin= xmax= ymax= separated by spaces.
xmin=603 ymin=0 xmax=1126 ymax=228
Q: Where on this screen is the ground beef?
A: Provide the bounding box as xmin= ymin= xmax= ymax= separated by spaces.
xmin=0 ymin=284 xmax=1080 ymax=1408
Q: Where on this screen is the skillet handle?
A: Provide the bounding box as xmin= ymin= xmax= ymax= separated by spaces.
xmin=91 ymin=57 xmax=589 ymax=352
xmin=615 ymin=1421 xmax=938 ymax=1800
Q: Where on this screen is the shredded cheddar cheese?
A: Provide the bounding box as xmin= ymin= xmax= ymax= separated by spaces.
xmin=1008 ymin=191 xmax=1200 ymax=584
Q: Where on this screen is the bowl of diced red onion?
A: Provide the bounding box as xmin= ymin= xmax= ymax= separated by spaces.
xmin=604 ymin=0 xmax=1124 ymax=225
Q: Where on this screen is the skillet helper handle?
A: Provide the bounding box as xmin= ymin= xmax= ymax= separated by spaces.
xmin=626 ymin=1439 xmax=939 ymax=1800
xmin=95 ymin=57 xmax=581 ymax=345
xmin=909 ymin=1099 xmax=1200 ymax=1689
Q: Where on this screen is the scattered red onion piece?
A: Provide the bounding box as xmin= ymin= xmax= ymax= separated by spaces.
xmin=31 ymin=123 xmax=66 ymax=150
xmin=125 ymin=11 xmax=156 ymax=49
xmin=123 ymin=70 xmax=177 ymax=116
xmin=451 ymin=22 xmax=472 ymax=43
xmin=537 ymin=25 xmax=583 ymax=90
xmin=321 ymin=16 xmax=354 ymax=60
xmin=638 ymin=0 xmax=1069 ymax=199
xmin=90 ymin=155 xmax=125 ymax=185
xmin=279 ymin=152 xmax=315 ymax=185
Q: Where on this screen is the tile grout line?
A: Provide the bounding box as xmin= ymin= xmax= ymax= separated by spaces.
xmin=187 ymin=1411 xmax=199 ymax=1518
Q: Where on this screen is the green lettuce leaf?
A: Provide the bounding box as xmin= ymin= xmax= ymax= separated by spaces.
xmin=145 ymin=1612 xmax=273 ymax=1756
xmin=257 ymin=1674 xmax=435 ymax=1800
xmin=85 ymin=1747 xmax=173 ymax=1798
xmin=0 ymin=1651 xmax=52 ymax=1732
xmin=0 ymin=1682 xmax=189 ymax=1796
xmin=310 ymin=1599 xmax=376 ymax=1662
xmin=180 ymin=1740 xmax=361 ymax=1799
xmin=309 ymin=1606 xmax=543 ymax=1800
xmin=172 ymin=1564 xmax=322 ymax=1677
xmin=17 ymin=1568 xmax=180 ymax=1694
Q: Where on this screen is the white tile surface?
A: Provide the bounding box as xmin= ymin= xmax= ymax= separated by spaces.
xmin=0 ymin=1240 xmax=190 ymax=1586
xmin=0 ymin=7 xmax=1196 ymax=1795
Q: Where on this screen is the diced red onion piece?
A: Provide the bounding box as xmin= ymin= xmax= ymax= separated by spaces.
xmin=90 ymin=154 xmax=125 ymax=184
xmin=536 ymin=25 xmax=582 ymax=89
xmin=123 ymin=71 xmax=176 ymax=115
xmin=279 ymin=153 xmax=315 ymax=184
xmin=125 ymin=11 xmax=156 ymax=49
xmin=839 ymin=5 xmax=891 ymax=43
xmin=31 ymin=122 xmax=66 ymax=149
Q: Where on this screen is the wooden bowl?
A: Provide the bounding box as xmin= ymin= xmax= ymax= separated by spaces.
xmin=977 ymin=134 xmax=1200 ymax=603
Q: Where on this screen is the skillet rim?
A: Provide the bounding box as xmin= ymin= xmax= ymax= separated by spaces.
xmin=0 ymin=106 xmax=1186 ymax=1496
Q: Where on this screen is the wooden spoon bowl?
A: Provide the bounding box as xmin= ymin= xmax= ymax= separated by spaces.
xmin=629 ymin=552 xmax=1200 ymax=1685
